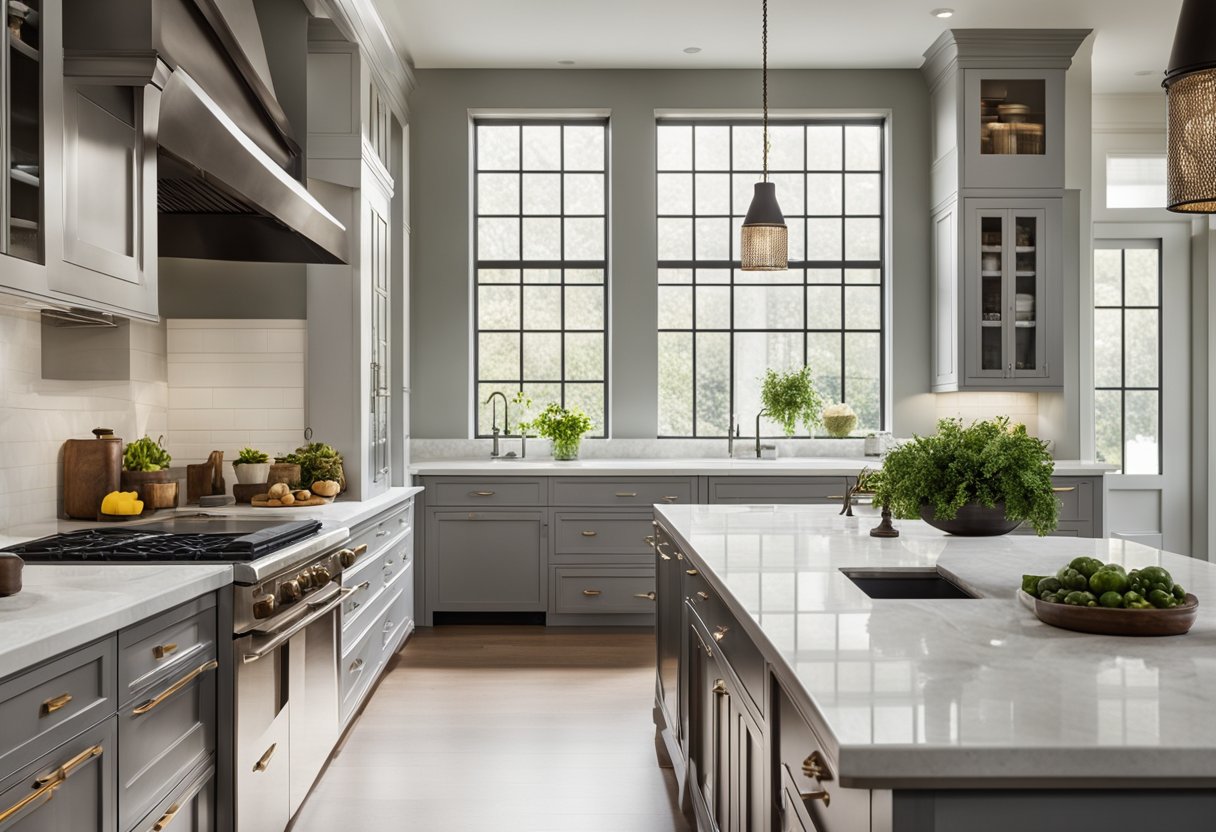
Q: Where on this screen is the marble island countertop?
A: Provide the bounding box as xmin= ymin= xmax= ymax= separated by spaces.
xmin=410 ymin=456 xmax=1115 ymax=477
xmin=655 ymin=503 xmax=1216 ymax=787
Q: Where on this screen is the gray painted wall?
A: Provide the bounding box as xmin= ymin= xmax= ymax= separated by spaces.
xmin=158 ymin=258 xmax=307 ymax=318
xmin=408 ymin=68 xmax=934 ymax=439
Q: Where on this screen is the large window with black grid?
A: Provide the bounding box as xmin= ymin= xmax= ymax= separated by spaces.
xmin=655 ymin=119 xmax=886 ymax=438
xmin=473 ymin=119 xmax=608 ymax=437
xmin=1093 ymin=241 xmax=1161 ymax=475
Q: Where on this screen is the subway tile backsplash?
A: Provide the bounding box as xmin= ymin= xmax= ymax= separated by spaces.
xmin=933 ymin=392 xmax=1040 ymax=434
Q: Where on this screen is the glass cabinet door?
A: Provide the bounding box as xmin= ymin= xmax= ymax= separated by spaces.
xmin=1010 ymin=212 xmax=1046 ymax=377
xmin=972 ymin=207 xmax=1048 ymax=380
xmin=978 ymin=213 xmax=1006 ymax=374
xmin=5 ymin=0 xmax=41 ymax=262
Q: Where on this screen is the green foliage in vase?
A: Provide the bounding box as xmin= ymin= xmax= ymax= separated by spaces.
xmin=123 ymin=436 xmax=171 ymax=472
xmin=517 ymin=402 xmax=593 ymax=446
xmin=759 ymin=367 xmax=823 ymax=437
xmin=235 ymin=447 xmax=270 ymax=465
xmin=868 ymin=417 xmax=1058 ymax=535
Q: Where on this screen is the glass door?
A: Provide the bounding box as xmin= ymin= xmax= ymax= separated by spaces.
xmin=5 ymin=0 xmax=41 ymax=262
xmin=976 ymin=211 xmax=1007 ymax=376
xmin=1009 ymin=210 xmax=1047 ymax=378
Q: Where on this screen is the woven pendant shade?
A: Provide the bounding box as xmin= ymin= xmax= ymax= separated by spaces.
xmin=740 ymin=0 xmax=788 ymax=270
xmin=1164 ymin=0 xmax=1216 ymax=213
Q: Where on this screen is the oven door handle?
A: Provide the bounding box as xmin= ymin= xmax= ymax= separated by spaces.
xmin=242 ymin=585 xmax=355 ymax=664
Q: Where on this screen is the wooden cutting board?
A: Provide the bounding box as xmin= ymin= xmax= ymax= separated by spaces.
xmin=251 ymin=496 xmax=329 ymax=508
xmin=62 ymin=431 xmax=121 ymax=519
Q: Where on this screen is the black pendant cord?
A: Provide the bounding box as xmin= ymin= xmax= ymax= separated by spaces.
xmin=762 ymin=0 xmax=769 ymax=183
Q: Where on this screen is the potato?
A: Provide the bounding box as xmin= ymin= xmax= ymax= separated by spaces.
xmin=294 ymin=490 xmax=311 ymax=501
xmin=311 ymin=479 xmax=340 ymax=497
xmin=268 ymin=482 xmax=290 ymax=499
xmin=280 ymin=492 xmax=296 ymax=506
xmin=266 ymin=498 xmax=283 ymax=507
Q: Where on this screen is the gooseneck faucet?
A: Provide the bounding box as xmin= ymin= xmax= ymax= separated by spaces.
xmin=755 ymin=409 xmax=769 ymax=458
xmin=485 ymin=391 xmax=509 ymax=458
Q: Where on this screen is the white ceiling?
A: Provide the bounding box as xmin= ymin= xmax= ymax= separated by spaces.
xmin=374 ymin=0 xmax=1183 ymax=94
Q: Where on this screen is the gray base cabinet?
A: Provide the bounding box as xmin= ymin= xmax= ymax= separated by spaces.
xmin=0 ymin=593 xmax=219 ymax=832
xmin=427 ymin=510 xmax=547 ymax=611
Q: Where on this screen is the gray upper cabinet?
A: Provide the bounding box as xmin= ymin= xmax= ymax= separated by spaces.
xmin=922 ymin=29 xmax=1087 ymax=394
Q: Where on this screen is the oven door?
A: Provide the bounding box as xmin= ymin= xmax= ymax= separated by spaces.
xmin=235 ymin=583 xmax=352 ymax=831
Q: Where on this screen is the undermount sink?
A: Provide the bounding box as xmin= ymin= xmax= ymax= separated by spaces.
xmin=841 ymin=568 xmax=978 ymax=600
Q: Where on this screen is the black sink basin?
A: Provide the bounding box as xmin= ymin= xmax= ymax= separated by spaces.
xmin=841 ymin=568 xmax=977 ymax=600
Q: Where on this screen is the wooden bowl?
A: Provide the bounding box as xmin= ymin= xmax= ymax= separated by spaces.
xmin=1019 ymin=590 xmax=1199 ymax=636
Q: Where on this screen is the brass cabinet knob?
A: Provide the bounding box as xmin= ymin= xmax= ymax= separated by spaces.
xmin=633 ymin=592 xmax=656 ymax=601
xmin=685 ymin=569 xmax=699 ymax=576
xmin=696 ymin=591 xmax=710 ymax=601
xmin=279 ymin=580 xmax=302 ymax=603
xmin=712 ymin=625 xmax=729 ymax=642
xmin=712 ymin=679 xmax=727 ymax=696
xmin=311 ymin=565 xmax=332 ymax=585
xmin=802 ymin=750 xmax=833 ymax=781
xmin=252 ymin=595 xmax=278 ymax=619
xmin=339 ymin=548 xmax=357 ymax=568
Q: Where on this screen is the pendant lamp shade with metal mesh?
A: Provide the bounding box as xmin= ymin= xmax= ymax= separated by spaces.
xmin=741 ymin=0 xmax=788 ymax=270
xmin=1164 ymin=0 xmax=1216 ymax=213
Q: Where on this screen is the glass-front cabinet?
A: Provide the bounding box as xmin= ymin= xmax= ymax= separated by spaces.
xmin=963 ymin=199 xmax=1059 ymax=387
xmin=963 ymin=68 xmax=1064 ymax=190
xmin=4 ymin=0 xmax=41 ymax=263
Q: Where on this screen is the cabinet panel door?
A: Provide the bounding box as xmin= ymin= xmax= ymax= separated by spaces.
xmin=732 ymin=690 xmax=765 ymax=832
xmin=1008 ymin=208 xmax=1049 ymax=380
xmin=0 ymin=716 xmax=115 ymax=832
xmin=965 ymin=208 xmax=1010 ymax=380
xmin=427 ymin=510 xmax=546 ymax=609
xmin=134 ymin=763 xmax=214 ymax=832
xmin=686 ymin=621 xmax=718 ymax=829
xmin=962 ymin=68 xmax=1065 ymax=190
xmin=655 ymin=527 xmax=681 ymax=733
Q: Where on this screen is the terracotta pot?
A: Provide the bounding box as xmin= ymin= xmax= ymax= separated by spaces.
xmin=919 ymin=501 xmax=1021 ymax=536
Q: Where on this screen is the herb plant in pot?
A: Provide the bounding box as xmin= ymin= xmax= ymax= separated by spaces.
xmin=869 ymin=417 xmax=1058 ymax=536
xmin=759 ymin=367 xmax=823 ymax=443
xmin=121 ymin=435 xmax=172 ymax=500
xmin=519 ymin=402 xmax=593 ymax=461
xmin=233 ymin=447 xmax=271 ymax=485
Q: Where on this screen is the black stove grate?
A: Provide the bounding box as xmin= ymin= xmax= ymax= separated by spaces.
xmin=4 ymin=521 xmax=322 ymax=563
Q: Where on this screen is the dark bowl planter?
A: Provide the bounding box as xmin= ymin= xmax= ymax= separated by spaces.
xmin=919 ymin=501 xmax=1021 ymax=536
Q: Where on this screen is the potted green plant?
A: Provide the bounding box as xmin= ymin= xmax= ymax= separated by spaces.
xmin=277 ymin=442 xmax=345 ymax=491
xmin=121 ymin=435 xmax=172 ymax=499
xmin=869 ymin=417 xmax=1058 ymax=536
xmin=519 ymin=402 xmax=593 ymax=461
xmin=759 ymin=366 xmax=823 ymax=437
xmin=233 ymin=447 xmax=271 ymax=485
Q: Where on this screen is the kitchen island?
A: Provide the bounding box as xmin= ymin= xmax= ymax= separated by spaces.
xmin=653 ymin=503 xmax=1216 ymax=831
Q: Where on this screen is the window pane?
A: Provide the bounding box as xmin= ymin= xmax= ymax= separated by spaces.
xmin=695 ymin=333 xmax=731 ymax=436
xmin=844 ymin=332 xmax=881 ymax=428
xmin=521 ymin=125 xmax=560 ymax=170
xmin=696 ymin=286 xmax=731 ymax=329
xmin=695 ymin=126 xmax=730 ymax=170
xmin=524 ymin=268 xmax=561 ymax=284
xmin=1094 ymin=388 xmax=1123 ymax=470
xmin=845 ymin=218 xmax=881 ymax=261
xmin=523 ymin=285 xmax=561 ymax=329
xmin=478 ymin=173 xmax=518 ymax=214
xmin=657 ymin=125 xmax=692 ymax=171
xmin=658 ymin=285 xmax=693 ymax=329
xmin=807 ymin=332 xmax=842 ymax=403
xmin=478 ymin=125 xmax=519 ymax=170
xmin=844 ymin=286 xmax=880 ymax=330
xmin=522 ymin=217 xmax=560 ymax=260
xmin=770 ymin=172 xmax=804 ymax=217
xmin=807 ymin=286 xmax=841 ymax=329
xmin=522 ymin=332 xmax=561 ymax=380
xmin=1124 ymin=390 xmax=1159 ymax=475
xmin=565 ymin=217 xmax=604 ymax=259
xmin=1093 ymin=249 xmax=1122 ymax=305
xmin=844 ymin=173 xmax=881 ymax=215
xmin=478 ymin=218 xmax=519 ymax=260
xmin=658 ymin=332 xmax=694 ymax=435
xmin=478 ymin=285 xmax=520 ymax=330
xmin=522 ymin=173 xmax=560 ymax=215
xmin=658 ymin=174 xmax=692 ymax=215
xmin=845 ymin=125 xmax=881 ymax=171
xmin=565 ymin=333 xmax=604 ymax=380
xmin=564 ymin=174 xmax=604 ymax=215
xmin=807 ymin=126 xmax=843 ymax=170
xmin=564 ymin=384 xmax=605 ymax=436
xmin=846 ymin=268 xmax=880 ymax=284
xmin=658 ymin=218 xmax=692 ymax=260
xmin=1106 ymin=155 xmax=1166 ymax=209
xmin=807 ymin=218 xmax=842 ymax=261
xmin=734 ymin=285 xmax=804 ymax=330
xmin=768 ymin=125 xmax=804 ymax=171
xmin=565 ymin=286 xmax=604 ymax=330
xmin=1124 ymin=308 xmax=1159 ymax=388
xmin=806 ymin=174 xmax=842 ymax=215
xmin=1093 ymin=308 xmax=1122 ymax=388
xmin=479 ymin=332 xmax=519 ymax=380
xmin=479 ymin=268 xmax=519 ymax=284
xmin=479 ymin=383 xmax=520 ymax=435
xmin=567 ymin=268 xmax=604 ymax=284
xmin=564 ymin=125 xmax=605 ymax=171
xmin=695 ymin=173 xmax=731 ymax=215
xmin=735 ymin=331 xmax=804 ymax=434
xmin=732 ymin=125 xmax=764 ymax=170
xmin=695 ymin=217 xmax=730 ymax=260
xmin=1124 ymin=249 xmax=1159 ymax=306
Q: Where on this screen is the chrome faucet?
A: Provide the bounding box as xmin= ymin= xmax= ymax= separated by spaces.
xmin=484 ymin=391 xmax=509 ymax=458
xmin=754 ymin=409 xmax=769 ymax=458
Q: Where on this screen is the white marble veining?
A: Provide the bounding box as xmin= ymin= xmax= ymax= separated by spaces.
xmin=409 ymin=456 xmax=1114 ymax=477
xmin=0 ymin=564 xmax=232 ymax=678
xmin=656 ymin=504 xmax=1216 ymax=786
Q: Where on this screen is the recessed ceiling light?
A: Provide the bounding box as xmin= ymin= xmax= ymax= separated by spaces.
xmin=931 ymin=8 xmax=954 ymax=18
xmin=683 ymin=47 xmax=702 ymax=54
xmin=558 ymin=59 xmax=575 ymax=65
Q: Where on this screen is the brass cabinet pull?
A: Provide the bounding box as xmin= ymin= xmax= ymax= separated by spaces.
xmin=712 ymin=679 xmax=727 ymax=696
xmin=470 ymin=490 xmax=496 ymax=497
xmin=660 ymin=495 xmax=680 ymax=502
xmin=799 ymin=789 xmax=831 ymax=807
xmin=375 ymin=530 xmax=391 ymax=538
xmin=614 ymin=491 xmax=638 ymax=497
xmin=40 ymin=693 xmax=73 ymax=717
xmin=1052 ymin=486 xmax=1077 ymax=493
xmin=132 ymin=659 xmax=218 ymax=716
xmin=802 ymin=750 xmax=833 ymax=781
xmin=253 ymin=743 xmax=277 ymax=773
xmin=353 ymin=544 xmax=369 ymax=556
xmin=658 ymin=552 xmax=672 ymax=561
xmin=633 ymin=592 xmax=656 ymax=601
xmin=0 ymin=744 xmax=103 ymax=823
xmin=349 ymin=658 xmax=365 ymax=673
xmin=152 ymin=801 xmax=181 ymax=831
xmin=644 ymin=535 xmax=655 ymax=545
xmin=582 ymin=589 xmax=603 ymax=597
xmin=153 ymin=643 xmax=178 ymax=660
xmin=712 ymin=625 xmax=729 ymax=642
xmin=696 ymin=591 xmax=710 ymax=601
xmin=581 ymin=530 xmax=598 ymax=537
xmin=685 ymin=569 xmax=699 ymax=576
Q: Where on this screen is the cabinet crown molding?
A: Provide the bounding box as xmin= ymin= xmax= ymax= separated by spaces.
xmin=921 ymin=28 xmax=1092 ymax=90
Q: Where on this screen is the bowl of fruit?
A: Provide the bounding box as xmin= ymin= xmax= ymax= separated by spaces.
xmin=1019 ymin=557 xmax=1198 ymax=637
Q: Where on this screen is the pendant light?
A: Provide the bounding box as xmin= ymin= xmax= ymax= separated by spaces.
xmin=1164 ymin=0 xmax=1216 ymax=212
xmin=740 ymin=0 xmax=788 ymax=270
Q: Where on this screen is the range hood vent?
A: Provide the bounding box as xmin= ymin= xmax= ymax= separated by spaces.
xmin=158 ymin=175 xmax=256 ymax=215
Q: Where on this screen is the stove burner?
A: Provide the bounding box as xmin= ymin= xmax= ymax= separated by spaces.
xmin=4 ymin=521 xmax=322 ymax=563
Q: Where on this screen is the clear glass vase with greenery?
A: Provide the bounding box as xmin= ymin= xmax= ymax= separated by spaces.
xmin=518 ymin=402 xmax=594 ymax=461
xmin=759 ymin=366 xmax=824 ymax=436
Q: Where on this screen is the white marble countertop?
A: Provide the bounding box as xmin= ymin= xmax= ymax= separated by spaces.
xmin=410 ymin=457 xmax=1114 ymax=477
xmin=0 ymin=564 xmax=233 ymax=678
xmin=655 ymin=503 xmax=1216 ymax=787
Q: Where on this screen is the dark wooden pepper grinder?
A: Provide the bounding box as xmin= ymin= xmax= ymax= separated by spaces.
xmin=0 ymin=553 xmax=23 ymax=596
xmin=870 ymin=504 xmax=900 ymax=538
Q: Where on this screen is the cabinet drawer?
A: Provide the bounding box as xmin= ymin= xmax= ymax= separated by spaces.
xmin=118 ymin=653 xmax=217 ymax=832
xmin=1051 ymin=477 xmax=1094 ymax=523
xmin=552 ymin=568 xmax=656 ymax=614
xmin=344 ymin=528 xmax=412 ymax=603
xmin=0 ymin=639 xmax=115 ymax=779
xmin=343 ymin=555 xmax=410 ymax=647
xmin=686 ymin=578 xmax=765 ymax=717
xmin=340 ymin=586 xmax=403 ymax=723
xmin=707 ymin=476 xmax=847 ymax=504
xmin=0 ymin=715 xmax=115 ymax=832
xmin=118 ymin=595 xmax=217 ymax=707
xmin=428 ymin=479 xmax=545 ymax=506
xmin=551 ymin=478 xmax=693 ymax=507
xmin=553 ymin=512 xmax=654 ymax=556
xmin=347 ymin=500 xmax=413 ymax=558
xmin=133 ymin=761 xmax=214 ymax=832
xmin=775 ymin=683 xmax=869 ymax=832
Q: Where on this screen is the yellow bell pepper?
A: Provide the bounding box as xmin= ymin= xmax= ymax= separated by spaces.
xmin=101 ymin=491 xmax=144 ymax=516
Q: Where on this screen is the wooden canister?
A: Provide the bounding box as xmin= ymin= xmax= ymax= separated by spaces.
xmin=268 ymin=463 xmax=301 ymax=487
xmin=143 ymin=481 xmax=179 ymax=510
xmin=186 ymin=463 xmax=215 ymax=505
xmin=121 ymin=469 xmax=171 ymax=503
xmin=62 ymin=428 xmax=122 ymax=519
xmin=0 ymin=554 xmax=22 ymax=596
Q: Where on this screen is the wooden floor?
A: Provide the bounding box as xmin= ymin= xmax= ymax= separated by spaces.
xmin=291 ymin=626 xmax=690 ymax=832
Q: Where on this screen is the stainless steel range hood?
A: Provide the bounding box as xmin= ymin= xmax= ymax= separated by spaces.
xmin=157 ymin=69 xmax=348 ymax=264
xmin=65 ymin=0 xmax=348 ymax=265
